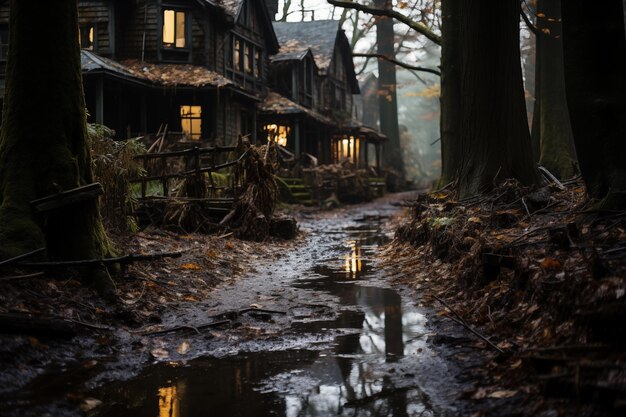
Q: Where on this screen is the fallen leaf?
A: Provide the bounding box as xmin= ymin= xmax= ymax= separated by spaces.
xmin=80 ymin=398 xmax=103 ymax=412
xmin=150 ymin=348 xmax=169 ymax=360
xmin=176 ymin=341 xmax=190 ymax=355
xmin=181 ymin=263 xmax=201 ymax=270
xmin=249 ymin=303 xmax=263 ymax=309
xmin=539 ymin=258 xmax=561 ymax=270
xmin=488 ymin=390 xmax=517 ymax=399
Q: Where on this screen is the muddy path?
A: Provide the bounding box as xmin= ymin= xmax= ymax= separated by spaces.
xmin=2 ymin=193 xmax=479 ymax=417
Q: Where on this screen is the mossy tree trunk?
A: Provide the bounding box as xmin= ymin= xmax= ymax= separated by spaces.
xmin=537 ymin=0 xmax=578 ymax=179
xmin=562 ymin=0 xmax=626 ymax=208
xmin=438 ymin=0 xmax=462 ymax=186
xmin=457 ymin=0 xmax=539 ymax=198
xmin=0 ymin=1 xmax=113 ymax=267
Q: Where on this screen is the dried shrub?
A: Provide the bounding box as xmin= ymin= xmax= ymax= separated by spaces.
xmin=89 ymin=123 xmax=145 ymax=233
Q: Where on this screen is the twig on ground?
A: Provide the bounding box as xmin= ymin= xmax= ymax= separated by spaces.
xmin=430 ymin=294 xmax=505 ymax=354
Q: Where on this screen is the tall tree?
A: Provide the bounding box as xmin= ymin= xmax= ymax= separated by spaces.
xmin=535 ymin=0 xmax=577 ymax=178
xmin=373 ymin=0 xmax=405 ymax=184
xmin=438 ymin=0 xmax=462 ymax=185
xmin=456 ymin=0 xmax=538 ymax=197
xmin=562 ymin=0 xmax=626 ymax=208
xmin=0 ymin=0 xmax=115 ymax=293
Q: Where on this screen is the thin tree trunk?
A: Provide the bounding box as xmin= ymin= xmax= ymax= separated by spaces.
xmin=0 ymin=0 xmax=114 ymax=293
xmin=439 ymin=0 xmax=462 ymax=186
xmin=537 ymin=0 xmax=577 ymax=179
xmin=374 ymin=0 xmax=404 ymax=186
xmin=530 ymin=26 xmax=541 ymax=162
xmin=457 ymin=0 xmax=538 ymax=198
xmin=562 ymin=0 xmax=626 ymax=208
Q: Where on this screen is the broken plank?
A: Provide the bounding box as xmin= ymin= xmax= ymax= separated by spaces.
xmin=30 ymin=183 xmax=104 ymax=213
xmin=19 ymin=251 xmax=183 ymax=268
xmin=0 ymin=248 xmax=45 ymax=267
xmin=0 ymin=272 xmax=45 ymax=282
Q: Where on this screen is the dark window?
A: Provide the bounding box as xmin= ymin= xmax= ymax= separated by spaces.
xmin=162 ymin=9 xmax=186 ymax=48
xmin=79 ymin=25 xmax=95 ymax=51
xmin=0 ymin=25 xmax=8 ymax=61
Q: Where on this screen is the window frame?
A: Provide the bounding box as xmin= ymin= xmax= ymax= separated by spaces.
xmin=180 ymin=105 xmax=202 ymax=141
xmin=226 ymin=33 xmax=265 ymax=90
xmin=161 ymin=8 xmax=189 ymax=50
xmin=79 ymin=24 xmax=96 ymax=51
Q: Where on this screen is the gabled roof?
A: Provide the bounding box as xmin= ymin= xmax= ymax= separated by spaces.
xmin=259 ymin=92 xmax=333 ymax=125
xmin=205 ymin=0 xmax=279 ymax=54
xmin=272 ymin=20 xmax=359 ymax=93
xmin=272 ymin=20 xmax=340 ymax=72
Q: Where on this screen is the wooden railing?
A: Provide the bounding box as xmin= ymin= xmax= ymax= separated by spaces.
xmin=130 ymin=145 xmax=247 ymax=200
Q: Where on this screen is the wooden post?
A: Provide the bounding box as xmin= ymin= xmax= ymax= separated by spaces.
xmin=141 ymin=155 xmax=148 ymax=198
xmin=161 ymin=155 xmax=168 ymax=196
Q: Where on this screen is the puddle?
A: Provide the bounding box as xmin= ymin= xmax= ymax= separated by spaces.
xmin=86 ymin=208 xmax=457 ymax=417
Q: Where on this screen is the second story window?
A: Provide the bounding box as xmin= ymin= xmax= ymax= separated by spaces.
xmin=163 ymin=9 xmax=186 ymax=49
xmin=79 ymin=25 xmax=94 ymax=51
xmin=0 ymin=25 xmax=8 ymax=61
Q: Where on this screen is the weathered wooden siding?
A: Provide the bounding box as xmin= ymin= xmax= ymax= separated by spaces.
xmin=78 ymin=1 xmax=113 ymax=54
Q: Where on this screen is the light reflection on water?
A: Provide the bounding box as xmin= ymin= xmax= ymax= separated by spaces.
xmin=91 ymin=228 xmax=437 ymax=417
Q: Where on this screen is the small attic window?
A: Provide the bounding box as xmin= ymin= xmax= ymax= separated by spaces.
xmin=79 ymin=25 xmax=94 ymax=51
xmin=163 ymin=10 xmax=186 ymax=49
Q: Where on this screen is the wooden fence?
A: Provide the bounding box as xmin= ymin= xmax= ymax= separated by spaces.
xmin=130 ymin=145 xmax=247 ymax=201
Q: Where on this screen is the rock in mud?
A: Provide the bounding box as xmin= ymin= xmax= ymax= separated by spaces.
xmin=270 ymin=216 xmax=298 ymax=240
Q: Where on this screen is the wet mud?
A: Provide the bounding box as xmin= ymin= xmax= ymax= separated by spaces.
xmin=2 ymin=194 xmax=474 ymax=417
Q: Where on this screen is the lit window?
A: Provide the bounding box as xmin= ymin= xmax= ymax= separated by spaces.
xmin=254 ymin=50 xmax=261 ymax=78
xmin=336 ymin=135 xmax=359 ymax=163
xmin=244 ymin=45 xmax=252 ymax=74
xmin=265 ymin=124 xmax=290 ymax=147
xmin=234 ymin=39 xmax=242 ymax=71
xmin=163 ymin=10 xmax=186 ymax=48
xmin=79 ymin=25 xmax=94 ymax=50
xmin=180 ymin=105 xmax=202 ymax=140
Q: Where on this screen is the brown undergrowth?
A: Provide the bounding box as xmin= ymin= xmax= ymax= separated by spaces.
xmin=380 ymin=178 xmax=626 ymax=416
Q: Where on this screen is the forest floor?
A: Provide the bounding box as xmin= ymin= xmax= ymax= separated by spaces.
xmin=0 ymin=188 xmax=623 ymax=416
xmin=382 ymin=178 xmax=626 ymax=417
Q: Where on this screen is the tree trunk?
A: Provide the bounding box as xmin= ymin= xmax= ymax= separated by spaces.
xmin=562 ymin=0 xmax=626 ymax=208
xmin=0 ymin=1 xmax=113 ymax=272
xmin=439 ymin=0 xmax=462 ymax=186
xmin=374 ymin=0 xmax=405 ymax=185
xmin=457 ymin=0 xmax=538 ymax=198
xmin=537 ymin=0 xmax=577 ymax=179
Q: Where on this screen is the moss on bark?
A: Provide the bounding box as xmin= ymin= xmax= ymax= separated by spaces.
xmin=0 ymin=1 xmax=114 ymax=280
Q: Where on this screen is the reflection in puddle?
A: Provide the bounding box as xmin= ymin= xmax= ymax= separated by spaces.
xmin=90 ymin=218 xmax=445 ymax=417
xmin=158 ymin=385 xmax=181 ymax=417
xmin=344 ymin=240 xmax=363 ymax=279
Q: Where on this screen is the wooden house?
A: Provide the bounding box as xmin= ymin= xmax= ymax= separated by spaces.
xmin=0 ymin=0 xmax=279 ymax=147
xmin=268 ymin=20 xmax=385 ymax=172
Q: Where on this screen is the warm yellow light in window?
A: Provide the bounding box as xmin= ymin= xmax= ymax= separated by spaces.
xmin=175 ymin=11 xmax=185 ymax=48
xmin=264 ymin=124 xmax=290 ymax=147
xmin=163 ymin=10 xmax=185 ymax=48
xmin=234 ymin=39 xmax=242 ymax=70
xmin=163 ymin=10 xmax=175 ymax=45
xmin=180 ymin=105 xmax=202 ymax=140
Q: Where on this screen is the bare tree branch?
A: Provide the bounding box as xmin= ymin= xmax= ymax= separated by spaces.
xmin=352 ymin=53 xmax=441 ymax=76
xmin=327 ymin=0 xmax=442 ymax=45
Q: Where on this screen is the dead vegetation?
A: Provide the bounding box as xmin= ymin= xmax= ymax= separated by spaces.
xmin=381 ymin=178 xmax=626 ymax=415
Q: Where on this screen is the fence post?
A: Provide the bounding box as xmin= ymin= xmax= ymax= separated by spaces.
xmin=161 ymin=155 xmax=168 ymax=197
xmin=141 ymin=154 xmax=148 ymax=199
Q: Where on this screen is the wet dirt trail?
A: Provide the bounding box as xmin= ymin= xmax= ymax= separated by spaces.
xmin=5 ymin=194 xmax=470 ymax=417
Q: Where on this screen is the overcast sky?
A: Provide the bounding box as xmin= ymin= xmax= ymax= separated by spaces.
xmin=277 ymin=0 xmax=337 ymax=22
